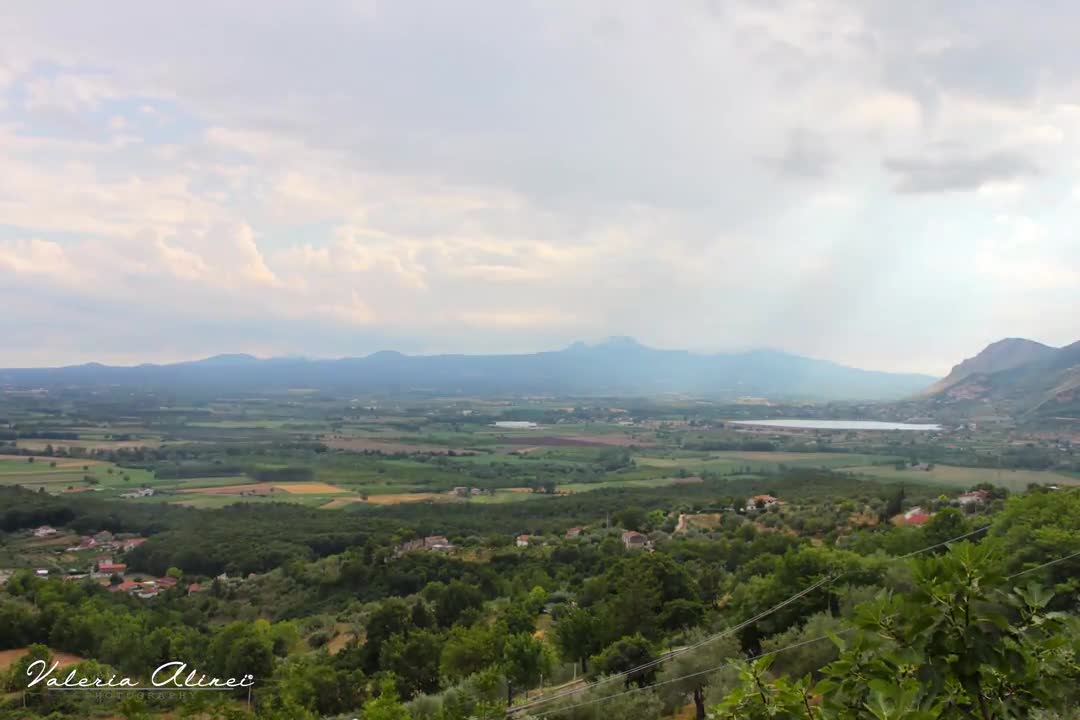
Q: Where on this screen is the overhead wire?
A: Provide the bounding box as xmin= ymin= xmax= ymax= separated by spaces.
xmin=509 ymin=523 xmax=991 ymax=715
xmin=520 ymin=529 xmax=1080 ymax=718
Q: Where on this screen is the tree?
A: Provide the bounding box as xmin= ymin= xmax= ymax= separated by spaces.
xmin=361 ymin=679 xmax=410 ymax=720
xmin=605 ymin=569 xmax=662 ymax=639
xmin=553 ymin=607 xmax=607 ymax=673
xmin=379 ymin=629 xmax=444 ymax=698
xmin=921 ymin=506 xmax=969 ymax=548
xmin=362 ymin=599 xmax=412 ymax=672
xmin=591 ymin=634 xmax=657 ymax=689
xmin=657 ymin=632 xmax=740 ymax=720
xmin=430 ymin=580 xmax=485 ymax=628
xmin=884 ymin=484 xmax=906 ymax=519
xmin=502 ymin=633 xmax=553 ymax=702
xmin=4 ymin=644 xmax=52 ymax=693
xmin=504 ymin=602 xmax=538 ymax=635
xmin=617 ymin=507 xmax=647 ymax=532
xmin=441 ymin=623 xmax=506 ymax=682
xmin=712 ymin=542 xmax=1080 ymax=719
xmin=659 ymin=599 xmax=706 ymax=632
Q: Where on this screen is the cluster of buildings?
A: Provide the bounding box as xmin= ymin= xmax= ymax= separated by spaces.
xmin=119 ymin=487 xmax=155 ymax=499
xmin=22 ymin=526 xmax=253 ymax=600
xmin=60 ymin=530 xmax=147 ymax=554
xmin=397 ymin=535 xmax=455 ymax=554
xmin=897 ymin=489 xmax=994 ymax=526
xmin=451 ymin=486 xmax=488 ymax=498
xmin=107 ymin=575 xmax=179 ymax=599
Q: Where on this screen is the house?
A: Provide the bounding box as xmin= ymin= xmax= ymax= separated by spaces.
xmin=516 ymin=534 xmax=531 ymax=548
xmin=187 ymin=583 xmax=203 ymax=595
xmin=899 ymin=507 xmax=932 ymax=526
xmin=122 ymin=538 xmax=147 ymax=551
xmin=35 ymin=568 xmax=49 ymax=577
xmin=452 ymin=486 xmax=470 ymax=497
xmin=470 ymin=487 xmax=484 ymax=496
xmin=135 ymin=584 xmax=160 ymax=599
xmin=33 ymin=525 xmax=58 ymax=537
xmin=398 ymin=535 xmax=455 ymax=554
xmin=746 ymin=494 xmax=779 ymax=511
xmin=565 ymin=527 xmax=584 ymax=538
xmin=156 ymin=576 xmax=178 ymax=588
xmin=957 ymin=490 xmax=990 ymax=507
xmin=120 ymin=488 xmax=154 ymax=499
xmin=93 ymin=530 xmax=114 ymax=543
xmin=66 ymin=536 xmax=96 ymax=552
xmin=108 ymin=580 xmax=140 ymax=593
xmin=98 ymin=562 xmax=127 ymax=574
xmin=621 ymin=531 xmax=650 ymax=550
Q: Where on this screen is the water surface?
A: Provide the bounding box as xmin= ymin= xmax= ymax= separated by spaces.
xmin=730 ymin=419 xmax=941 ymax=431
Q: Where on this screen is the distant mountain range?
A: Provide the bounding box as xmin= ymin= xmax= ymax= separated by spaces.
xmin=0 ymin=337 xmax=936 ymax=400
xmin=924 ymin=337 xmax=1080 ymax=419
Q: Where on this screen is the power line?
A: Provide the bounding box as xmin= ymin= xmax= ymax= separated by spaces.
xmin=895 ymin=524 xmax=989 ymax=559
xmin=510 ymin=524 xmax=988 ymax=715
xmin=527 ymin=537 xmax=1080 ymax=719
xmin=1007 ymin=547 xmax=1080 ymax=580
xmin=533 ymin=628 xmax=856 ymax=719
xmin=511 ymin=574 xmax=835 ymax=714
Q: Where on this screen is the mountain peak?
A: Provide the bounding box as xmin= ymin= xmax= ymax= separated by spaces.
xmin=927 ymin=337 xmax=1056 ymax=394
xmin=562 ymin=336 xmax=648 ymax=353
xmin=596 ymin=335 xmax=646 ymax=349
xmin=196 ymin=353 xmax=259 ymax=365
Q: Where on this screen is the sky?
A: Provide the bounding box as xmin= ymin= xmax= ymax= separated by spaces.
xmin=1 ymin=1 xmax=1078 ymax=375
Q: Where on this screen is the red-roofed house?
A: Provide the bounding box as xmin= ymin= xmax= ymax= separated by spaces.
xmin=621 ymin=530 xmax=651 ymax=550
xmin=109 ymin=580 xmax=140 ymax=593
xmin=516 ymin=534 xmax=531 ymax=548
xmin=156 ymin=576 xmax=178 ymax=588
xmin=899 ymin=507 xmax=932 ymax=526
xmin=187 ymin=583 xmax=203 ymax=595
xmin=98 ymin=563 xmax=127 ymax=574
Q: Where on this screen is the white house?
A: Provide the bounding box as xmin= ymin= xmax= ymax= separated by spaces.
xmin=745 ymin=494 xmax=779 ymax=511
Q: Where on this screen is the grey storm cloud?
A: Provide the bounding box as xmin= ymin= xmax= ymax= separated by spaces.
xmin=883 ymin=151 xmax=1040 ymax=194
xmin=0 ymin=1 xmax=1078 ymax=374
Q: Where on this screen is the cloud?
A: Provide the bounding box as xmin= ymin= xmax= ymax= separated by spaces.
xmin=768 ymin=129 xmax=833 ymax=179
xmin=883 ymin=150 xmax=1040 ymax=194
xmin=0 ymin=1 xmax=1078 ymax=373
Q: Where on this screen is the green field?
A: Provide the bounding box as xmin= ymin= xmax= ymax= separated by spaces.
xmin=848 ymin=464 xmax=1080 ymax=492
xmin=633 ymin=452 xmax=899 ymax=473
xmin=0 ymin=457 xmax=156 ymax=493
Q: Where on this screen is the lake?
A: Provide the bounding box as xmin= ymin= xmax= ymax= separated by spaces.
xmin=730 ymin=419 xmax=941 ymax=431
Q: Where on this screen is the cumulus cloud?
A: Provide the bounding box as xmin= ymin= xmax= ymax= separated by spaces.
xmin=0 ymin=1 xmax=1078 ymax=373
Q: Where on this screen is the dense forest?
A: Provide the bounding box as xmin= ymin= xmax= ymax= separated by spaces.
xmin=3 ymin=476 xmax=1080 ymax=719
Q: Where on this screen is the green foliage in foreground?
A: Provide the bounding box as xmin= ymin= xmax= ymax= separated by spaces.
xmin=713 ymin=542 xmax=1080 ymax=719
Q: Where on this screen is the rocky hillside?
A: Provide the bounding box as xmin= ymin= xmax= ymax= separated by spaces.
xmin=925 ymin=338 xmax=1080 ymax=419
xmin=927 ymin=338 xmax=1057 ymax=395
